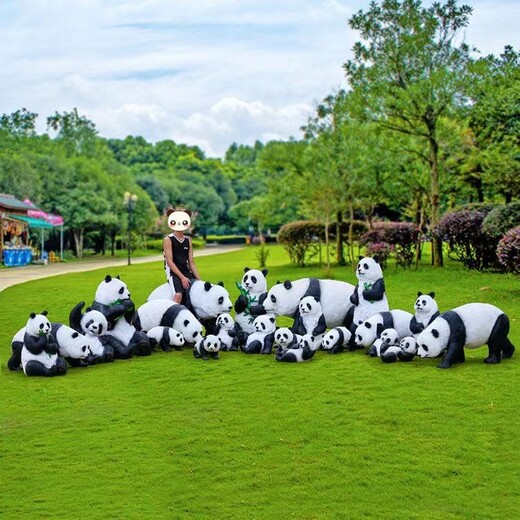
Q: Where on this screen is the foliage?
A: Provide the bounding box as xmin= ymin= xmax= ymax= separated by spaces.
xmin=363 ymin=242 xmax=393 ymax=270
xmin=496 ymin=226 xmax=520 ymax=275
xmin=482 ymin=202 xmax=520 ymax=239
xmin=277 ymin=221 xmax=323 ymax=267
xmin=255 ymin=243 xmax=270 ymax=269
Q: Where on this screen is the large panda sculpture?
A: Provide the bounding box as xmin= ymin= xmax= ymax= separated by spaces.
xmin=355 ymin=309 xmax=413 ymax=349
xmin=147 ymin=280 xmax=232 ymax=335
xmin=410 ymin=291 xmax=440 ymax=336
xmin=416 ymin=303 xmax=515 ymax=369
xmin=91 ymin=275 xmax=152 ymax=358
xmin=275 ymin=334 xmax=318 ymax=363
xmin=240 ymin=314 xmax=276 ymax=354
xmin=132 ymin=300 xmax=203 ymax=345
xmin=262 ymin=278 xmax=355 ymax=334
xmin=350 ymin=256 xmax=389 ymax=329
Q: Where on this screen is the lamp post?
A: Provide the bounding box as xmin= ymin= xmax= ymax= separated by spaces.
xmin=124 ymin=192 xmax=138 ymax=265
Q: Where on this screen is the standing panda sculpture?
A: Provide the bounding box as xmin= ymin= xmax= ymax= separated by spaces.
xmin=91 ymin=275 xmax=152 ymax=358
xmin=215 ymin=313 xmax=238 ymax=351
xmin=416 ymin=303 xmax=515 ymax=369
xmin=297 ymin=296 xmax=327 ymax=342
xmin=350 ymin=256 xmax=389 ymax=330
xmin=193 ymin=335 xmax=221 ymax=360
xmin=410 ymin=291 xmax=440 ymax=336
xmin=262 ymin=278 xmax=355 ymax=334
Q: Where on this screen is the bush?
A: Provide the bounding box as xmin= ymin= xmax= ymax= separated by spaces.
xmin=453 ymin=202 xmax=497 ymax=215
xmin=434 ymin=210 xmax=495 ymax=270
xmin=327 ymin=220 xmax=368 ymax=242
xmin=277 ymin=221 xmax=324 ymax=267
xmin=482 ymin=202 xmax=520 ymax=239
xmin=497 ymin=226 xmax=520 ymax=275
xmin=364 ymin=242 xmax=393 ymax=270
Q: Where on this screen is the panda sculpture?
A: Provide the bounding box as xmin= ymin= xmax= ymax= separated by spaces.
xmin=147 ymin=280 xmax=232 ymax=335
xmin=399 ymin=336 xmax=418 ymax=357
xmin=275 ymin=334 xmax=318 ymax=363
xmin=193 ymin=335 xmax=221 ymax=360
xmin=376 ymin=328 xmax=414 ymax=363
xmin=410 ymin=292 xmax=440 ymax=336
xmin=371 ymin=328 xmax=399 ymax=358
xmin=350 ymin=256 xmax=389 ymax=330
xmin=321 ymin=327 xmax=352 ymax=354
xmin=297 ymin=296 xmax=327 ymax=344
xmin=274 ymin=327 xmax=301 ymax=350
xmin=234 ymin=267 xmax=269 ymax=343
xmin=355 ymin=309 xmax=414 ymax=350
xmin=69 ymin=302 xmax=114 ymax=363
xmin=146 ymin=327 xmax=185 ymax=351
xmin=19 ymin=312 xmax=67 ymax=377
xmin=416 ymin=303 xmax=515 ymax=369
xmin=215 ymin=313 xmax=238 ymax=351
xmin=50 ymin=323 xmax=93 ymax=367
xmin=91 ymin=275 xmax=151 ymax=358
xmin=132 ymin=299 xmax=203 ymax=345
xmin=262 ymin=278 xmax=355 ymax=335
xmin=240 ymin=314 xmax=276 ymax=355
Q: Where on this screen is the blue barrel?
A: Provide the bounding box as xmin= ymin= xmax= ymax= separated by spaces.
xmin=3 ymin=249 xmax=15 ymax=267
xmin=13 ymin=249 xmax=22 ymax=266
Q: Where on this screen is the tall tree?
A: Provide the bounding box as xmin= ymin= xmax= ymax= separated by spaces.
xmin=344 ymin=0 xmax=474 ymax=266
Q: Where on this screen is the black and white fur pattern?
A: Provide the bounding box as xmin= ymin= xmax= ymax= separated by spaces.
xmin=416 ymin=303 xmax=515 ymax=369
xmin=410 ymin=291 xmax=440 ymax=336
xmin=355 ymin=309 xmax=413 ymax=349
xmin=215 ymin=313 xmax=238 ymax=351
xmin=193 ymin=335 xmax=221 ymax=360
xmin=240 ymin=314 xmax=276 ymax=354
xmin=274 ymin=328 xmax=301 ymax=350
xmin=297 ymin=296 xmax=327 ymax=344
xmin=321 ymin=327 xmax=352 ymax=354
xmin=146 ymin=326 xmax=185 ymax=351
xmin=376 ymin=329 xmax=415 ymax=363
xmin=275 ymin=334 xmax=318 ymax=363
xmin=400 ymin=337 xmax=417 ymax=356
xmin=51 ymin=323 xmax=92 ymax=367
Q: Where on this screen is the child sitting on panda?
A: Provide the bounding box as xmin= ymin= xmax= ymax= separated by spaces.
xmin=163 ymin=208 xmax=201 ymax=304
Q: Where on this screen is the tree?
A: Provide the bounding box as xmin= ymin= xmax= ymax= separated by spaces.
xmin=0 ymin=108 xmax=38 ymax=137
xmin=344 ymin=0 xmax=474 ymax=266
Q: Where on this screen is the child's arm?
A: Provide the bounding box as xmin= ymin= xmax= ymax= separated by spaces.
xmin=163 ymin=237 xmax=191 ymax=287
xmin=187 ymin=238 xmax=201 ymax=280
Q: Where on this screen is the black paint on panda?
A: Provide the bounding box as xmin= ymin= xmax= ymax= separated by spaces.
xmin=410 ymin=291 xmax=440 ymax=335
xmin=51 ymin=323 xmax=90 ymax=367
xmin=365 ymin=312 xmax=396 ymax=356
xmin=290 ymin=278 xmax=321 ymax=336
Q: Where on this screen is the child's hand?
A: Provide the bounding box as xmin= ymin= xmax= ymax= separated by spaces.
xmin=181 ymin=276 xmax=191 ymax=289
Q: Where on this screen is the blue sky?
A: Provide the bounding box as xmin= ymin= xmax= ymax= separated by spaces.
xmin=1 ymin=0 xmax=518 ymax=157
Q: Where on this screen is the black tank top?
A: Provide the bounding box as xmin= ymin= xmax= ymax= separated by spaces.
xmin=165 ymin=234 xmax=193 ymax=277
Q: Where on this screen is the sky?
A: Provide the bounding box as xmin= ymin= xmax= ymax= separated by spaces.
xmin=0 ymin=0 xmax=518 ymax=157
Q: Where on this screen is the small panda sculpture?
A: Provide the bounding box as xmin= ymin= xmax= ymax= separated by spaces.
xmin=350 ymin=256 xmax=389 ymax=329
xmin=297 ymin=296 xmax=327 ymax=344
xmin=146 ymin=326 xmax=185 ymax=351
xmin=321 ymin=327 xmax=352 ymax=354
xmin=275 ymin=334 xmax=318 ymax=363
xmin=378 ymin=329 xmax=414 ymax=363
xmin=416 ymin=303 xmax=515 ymax=369
xmin=240 ymin=314 xmax=276 ymax=355
xmin=69 ymin=301 xmax=114 ymax=364
xmin=355 ymin=309 xmax=413 ymax=349
xmin=92 ymin=275 xmax=151 ymax=358
xmin=234 ymin=267 xmax=269 ymax=342
xmin=215 ymin=313 xmax=238 ymax=351
xmin=274 ymin=327 xmax=301 ymax=350
xmin=400 ymin=336 xmax=418 ymax=357
xmin=132 ymin=299 xmax=203 ymax=345
xmin=20 ymin=312 xmax=67 ymax=377
xmin=410 ymin=291 xmax=440 ymax=336
xmin=51 ymin=323 xmax=93 ymax=367
xmin=193 ymin=335 xmax=221 ymax=360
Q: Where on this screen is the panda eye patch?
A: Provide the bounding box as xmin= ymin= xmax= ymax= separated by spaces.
xmin=365 ymin=322 xmax=371 ymax=329
xmin=363 ymin=263 xmax=369 ymax=270
xmin=184 ymin=320 xmax=190 ymax=327
xmin=271 ymin=295 xmax=276 ymax=303
xmin=119 ymin=287 xmax=124 ymax=294
xmin=251 ymin=276 xmax=257 ymax=284
xmin=422 ymin=300 xmax=427 ymax=305
xmin=82 ymin=346 xmax=87 ymax=352
xmin=218 ymin=297 xmax=224 ymax=304
xmin=422 ymin=344 xmax=429 ymax=352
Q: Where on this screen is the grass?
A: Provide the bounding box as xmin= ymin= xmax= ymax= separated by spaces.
xmin=0 ymin=245 xmax=519 ymax=519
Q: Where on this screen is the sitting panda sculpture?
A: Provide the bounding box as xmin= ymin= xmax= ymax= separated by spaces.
xmin=410 ymin=291 xmax=440 ymax=336
xmin=350 ymin=256 xmax=390 ymax=330
xmin=275 ymin=334 xmax=318 ymax=363
xmin=321 ymin=327 xmax=352 ymax=354
xmin=240 ymin=314 xmax=276 ymax=354
xmin=416 ymin=303 xmax=515 ymax=369
xmin=91 ymin=275 xmax=151 ymax=358
xmin=297 ymin=296 xmax=327 ymax=344
xmin=355 ymin=309 xmax=414 ymax=351
xmin=193 ymin=335 xmax=221 ymax=360
xmin=274 ymin=327 xmax=301 ymax=350
xmin=215 ymin=313 xmax=238 ymax=351
xmin=146 ymin=327 xmax=185 ymax=351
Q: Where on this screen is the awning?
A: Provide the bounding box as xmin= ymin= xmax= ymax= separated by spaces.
xmin=9 ymin=215 xmax=55 ymax=229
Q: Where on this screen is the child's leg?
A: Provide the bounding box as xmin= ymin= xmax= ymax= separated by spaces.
xmin=168 ymin=274 xmax=184 ymax=303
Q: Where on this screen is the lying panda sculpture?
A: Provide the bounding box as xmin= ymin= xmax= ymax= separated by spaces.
xmin=275 ymin=334 xmax=318 ymax=363
xmin=355 ymin=309 xmax=413 ymax=350
xmin=321 ymin=327 xmax=352 ymax=354
xmin=146 ymin=326 xmax=185 ymax=351
xmin=416 ymin=303 xmax=515 ymax=369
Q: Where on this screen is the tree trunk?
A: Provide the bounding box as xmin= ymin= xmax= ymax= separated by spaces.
xmin=429 ymin=133 xmax=443 ymax=267
xmin=324 ymin=214 xmax=330 ymax=271
xmin=349 ymin=203 xmax=355 ymax=271
xmin=336 ymin=211 xmax=345 ymax=266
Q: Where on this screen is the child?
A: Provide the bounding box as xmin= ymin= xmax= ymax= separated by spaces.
xmin=163 ymin=208 xmax=201 ymax=303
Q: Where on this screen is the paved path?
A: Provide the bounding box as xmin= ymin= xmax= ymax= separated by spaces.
xmin=0 ymin=245 xmax=243 ymax=293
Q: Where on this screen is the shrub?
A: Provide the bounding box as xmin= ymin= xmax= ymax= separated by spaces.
xmin=453 ymin=202 xmax=497 ymax=215
xmin=277 ymin=221 xmax=324 ymax=267
xmin=328 ymin=220 xmax=368 ymax=242
xmin=364 ymin=242 xmax=393 ymax=270
xmin=434 ymin=210 xmax=494 ymax=270
xmin=482 ymin=202 xmax=520 ymax=239
xmin=497 ymin=226 xmax=520 ymax=275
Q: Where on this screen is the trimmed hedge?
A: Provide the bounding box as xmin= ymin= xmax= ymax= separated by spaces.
xmin=482 ymin=202 xmax=520 ymax=239
xmin=497 ymin=226 xmax=520 ymax=275
xmin=277 ymin=221 xmax=323 ymax=267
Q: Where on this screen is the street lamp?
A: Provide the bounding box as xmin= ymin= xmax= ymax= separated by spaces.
xmin=124 ymin=192 xmax=138 ymax=265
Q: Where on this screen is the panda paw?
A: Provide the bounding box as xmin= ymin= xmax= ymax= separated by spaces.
xmin=484 ymin=354 xmax=501 ymax=364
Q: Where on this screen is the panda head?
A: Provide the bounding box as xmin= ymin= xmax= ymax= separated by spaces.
xmin=202 ymin=335 xmax=221 ymax=352
xmin=169 ymin=329 xmax=185 ymax=347
xmin=197 ymin=281 xmax=233 ymax=317
xmin=166 ymin=208 xmax=191 ymax=231
xmin=95 ymin=275 xmax=131 ymax=305
xmin=299 ymin=334 xmax=317 ymax=351
xmin=253 ymin=314 xmax=276 ymax=334
xmin=416 ymin=317 xmax=450 ymax=358
xmin=274 ymin=327 xmax=294 ymax=347
xmin=298 ymin=296 xmax=322 ymax=317
xmin=26 ymin=311 xmax=51 ymax=337
xmin=241 ymin=267 xmax=268 ymax=294
xmin=414 ymin=291 xmax=438 ymax=315
xmin=354 ymin=316 xmax=380 ymax=347
xmin=356 ymin=256 xmax=383 ymax=282
xmin=216 ymin=313 xmax=234 ymax=330
xmin=263 ymin=280 xmax=297 ymax=315
xmin=81 ymin=309 xmax=108 ymax=336
xmin=62 ymin=326 xmax=93 ymax=359
xmin=380 ymin=328 xmax=399 ymax=346
xmin=321 ymin=329 xmax=339 ymax=350
xmin=177 ymin=311 xmax=203 ymax=344
xmin=400 ymin=336 xmax=417 ymax=355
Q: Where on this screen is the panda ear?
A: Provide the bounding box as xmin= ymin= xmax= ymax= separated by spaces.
xmin=244 ymin=267 xmax=251 ymax=273
xmin=262 ymin=269 xmax=268 ymax=277
xmin=269 ymin=316 xmax=275 ymax=323
xmin=373 ymin=255 xmax=380 ymax=264
xmin=358 ymin=255 xmax=364 ymax=261
xmin=432 ymin=329 xmax=439 ymax=339
xmin=29 ymin=312 xmax=36 ymax=319
xmin=417 ymin=291 xmax=423 ymax=297
xmin=72 ymin=332 xmax=79 ymax=338
xmin=204 ymin=281 xmax=212 ymax=291
xmin=105 ymin=275 xmax=112 ymax=283
xmin=283 ymin=280 xmax=292 ymax=290
xmin=185 ymin=210 xmax=192 ymax=217
xmin=166 ymin=208 xmax=174 ymax=216
xmin=116 ymin=275 xmax=120 ymax=280
xmin=314 ymin=297 xmax=319 ymax=303
xmin=429 ymin=292 xmax=436 ymax=299
xmin=85 ymin=307 xmax=92 ymax=312
xmin=41 ymin=310 xmax=48 ymax=316
xmin=276 ymin=280 xmax=281 ymax=285
xmin=376 ymin=323 xmax=384 ymax=337
xmin=217 ymin=281 xmax=224 ymax=287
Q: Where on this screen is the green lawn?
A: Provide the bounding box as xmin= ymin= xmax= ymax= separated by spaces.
xmin=0 ymin=245 xmax=519 ymax=519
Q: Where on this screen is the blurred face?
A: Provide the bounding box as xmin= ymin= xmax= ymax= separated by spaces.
xmin=168 ymin=210 xmax=191 ymax=231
